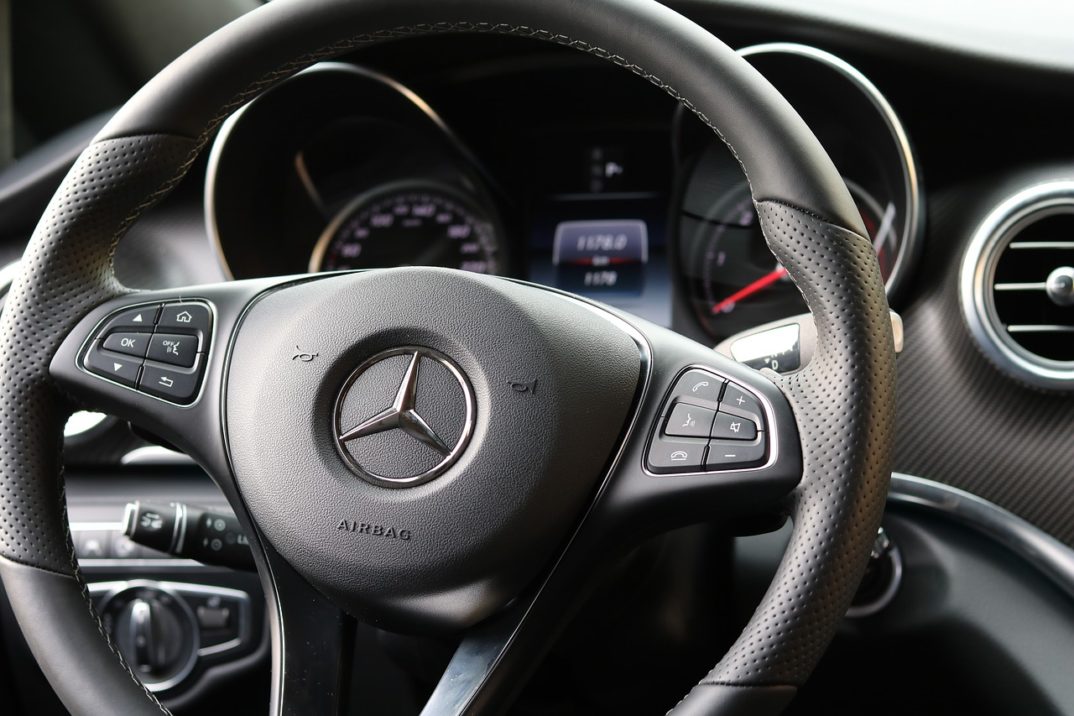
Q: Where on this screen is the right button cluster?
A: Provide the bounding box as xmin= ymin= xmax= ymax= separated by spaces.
xmin=648 ymin=368 xmax=768 ymax=474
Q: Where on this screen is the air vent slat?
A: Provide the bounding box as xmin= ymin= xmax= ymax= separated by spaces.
xmin=1006 ymin=324 xmax=1074 ymax=334
xmin=994 ymin=282 xmax=1047 ymax=291
xmin=1009 ymin=241 xmax=1074 ymax=250
xmin=993 ymin=207 xmax=1074 ymax=363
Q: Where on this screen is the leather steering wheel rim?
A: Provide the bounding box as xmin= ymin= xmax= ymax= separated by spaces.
xmin=0 ymin=1 xmax=896 ymax=714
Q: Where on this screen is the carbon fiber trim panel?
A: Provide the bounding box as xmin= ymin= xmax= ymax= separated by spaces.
xmin=894 ymin=171 xmax=1074 ymax=548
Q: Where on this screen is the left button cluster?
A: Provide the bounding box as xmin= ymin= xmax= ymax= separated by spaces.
xmin=82 ymin=302 xmax=212 ymax=404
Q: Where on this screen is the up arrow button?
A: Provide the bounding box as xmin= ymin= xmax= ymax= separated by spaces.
xmin=102 ymin=304 xmax=162 ymax=331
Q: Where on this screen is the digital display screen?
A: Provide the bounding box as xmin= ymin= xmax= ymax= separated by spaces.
xmin=526 ymin=133 xmax=672 ymax=326
xmin=552 ymin=219 xmax=648 ymax=293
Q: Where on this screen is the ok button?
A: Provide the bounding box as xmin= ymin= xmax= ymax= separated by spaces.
xmin=102 ymin=331 xmax=150 ymax=358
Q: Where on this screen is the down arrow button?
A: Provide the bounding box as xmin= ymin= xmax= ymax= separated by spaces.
xmin=84 ymin=345 xmax=140 ymax=387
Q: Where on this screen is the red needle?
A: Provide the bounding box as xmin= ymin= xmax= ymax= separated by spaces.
xmin=710 ymin=266 xmax=788 ymax=314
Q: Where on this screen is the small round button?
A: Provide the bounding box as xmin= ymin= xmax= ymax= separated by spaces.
xmin=1045 ymin=266 xmax=1074 ymax=307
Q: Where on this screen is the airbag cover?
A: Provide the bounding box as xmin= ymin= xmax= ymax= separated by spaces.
xmin=224 ymin=268 xmax=641 ymax=630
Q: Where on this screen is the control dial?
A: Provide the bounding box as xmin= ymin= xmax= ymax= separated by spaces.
xmin=101 ymin=585 xmax=198 ymax=689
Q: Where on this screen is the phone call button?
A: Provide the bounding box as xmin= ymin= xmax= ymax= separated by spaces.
xmin=671 ymin=369 xmax=725 ymax=406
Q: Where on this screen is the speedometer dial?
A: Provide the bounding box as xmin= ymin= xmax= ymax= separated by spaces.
xmin=310 ymin=182 xmax=501 ymax=274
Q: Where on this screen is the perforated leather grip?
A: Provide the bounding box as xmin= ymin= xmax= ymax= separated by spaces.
xmin=0 ymin=135 xmax=196 ymax=714
xmin=673 ymin=203 xmax=896 ymax=710
xmin=0 ymin=1 xmax=892 ymax=714
xmin=0 ymin=135 xmax=195 ymax=573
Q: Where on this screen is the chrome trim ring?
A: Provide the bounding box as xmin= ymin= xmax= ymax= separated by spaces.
xmin=844 ymin=535 xmax=903 ymax=619
xmin=738 ymin=42 xmax=925 ymax=302
xmin=959 ymin=180 xmax=1074 ymax=390
xmin=204 ymin=62 xmax=495 ymax=280
xmin=88 ymin=580 xmax=201 ymax=693
xmin=88 ymin=580 xmax=254 ymax=691
xmin=307 ymin=178 xmax=502 ymax=274
xmin=889 ymin=473 xmax=1074 ymax=603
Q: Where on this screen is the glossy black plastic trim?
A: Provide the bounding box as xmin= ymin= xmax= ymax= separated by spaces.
xmin=74 ymin=299 xmax=216 ymax=407
xmin=642 ymin=363 xmax=779 ymax=477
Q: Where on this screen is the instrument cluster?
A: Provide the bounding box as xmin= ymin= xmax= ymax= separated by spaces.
xmin=206 ymin=42 xmax=921 ymax=342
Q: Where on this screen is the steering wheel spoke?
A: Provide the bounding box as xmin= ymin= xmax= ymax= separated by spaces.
xmin=51 ymin=276 xmax=366 ymax=714
xmin=591 ymin=321 xmax=803 ymax=541
xmin=262 ymin=542 xmax=355 ymax=716
xmin=421 ymin=556 xmax=599 ymax=715
xmin=49 ymin=278 xmax=287 ymax=474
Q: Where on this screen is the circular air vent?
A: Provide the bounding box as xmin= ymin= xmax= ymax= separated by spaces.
xmin=961 ymin=181 xmax=1074 ymax=390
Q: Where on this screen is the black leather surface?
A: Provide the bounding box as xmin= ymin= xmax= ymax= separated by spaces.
xmin=677 ymin=201 xmax=895 ymax=695
xmin=0 ymin=135 xmax=193 ymax=572
xmin=672 ymin=684 xmax=796 ymax=716
xmin=0 ymin=135 xmax=194 ymax=714
xmin=0 ymin=560 xmax=167 ymax=715
xmin=0 ymin=1 xmax=891 ymax=713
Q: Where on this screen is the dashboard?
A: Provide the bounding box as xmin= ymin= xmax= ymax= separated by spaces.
xmin=2 ymin=5 xmax=1074 ymax=713
xmin=204 ymin=40 xmax=920 ymax=343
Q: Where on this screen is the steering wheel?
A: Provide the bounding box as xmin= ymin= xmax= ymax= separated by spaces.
xmin=0 ymin=0 xmax=896 ymax=714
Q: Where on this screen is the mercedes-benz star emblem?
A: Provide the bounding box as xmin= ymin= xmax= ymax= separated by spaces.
xmin=334 ymin=347 xmax=475 ymax=487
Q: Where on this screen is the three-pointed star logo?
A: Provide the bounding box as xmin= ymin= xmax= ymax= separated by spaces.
xmin=337 ymin=351 xmax=452 ymax=456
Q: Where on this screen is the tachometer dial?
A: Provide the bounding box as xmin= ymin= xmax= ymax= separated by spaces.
xmin=676 ymin=43 xmax=922 ymax=340
xmin=310 ymin=182 xmax=501 ymax=274
xmin=683 ymin=181 xmax=901 ymax=337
